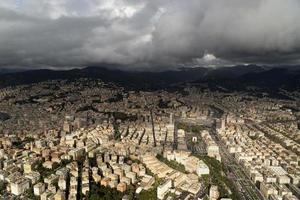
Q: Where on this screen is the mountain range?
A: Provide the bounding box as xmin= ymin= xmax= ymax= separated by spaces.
xmin=0 ymin=65 xmax=299 ymax=91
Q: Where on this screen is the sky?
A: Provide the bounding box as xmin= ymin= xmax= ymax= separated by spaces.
xmin=0 ymin=0 xmax=300 ymax=70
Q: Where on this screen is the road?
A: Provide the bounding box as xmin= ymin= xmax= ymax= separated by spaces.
xmin=193 ymin=186 xmax=208 ymax=200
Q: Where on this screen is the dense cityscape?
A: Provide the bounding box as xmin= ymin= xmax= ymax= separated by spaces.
xmin=1 ymin=0 xmax=300 ymax=200
xmin=0 ymin=78 xmax=299 ymax=200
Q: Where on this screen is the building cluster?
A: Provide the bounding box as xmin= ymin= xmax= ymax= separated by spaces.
xmin=219 ymin=122 xmax=299 ymax=200
xmin=201 ymin=130 xmax=221 ymax=161
xmin=142 ymin=154 xmax=202 ymax=199
xmin=0 ymin=79 xmax=299 ymax=200
xmin=0 ymin=117 xmax=215 ymax=200
xmin=163 ymin=150 xmax=210 ymax=176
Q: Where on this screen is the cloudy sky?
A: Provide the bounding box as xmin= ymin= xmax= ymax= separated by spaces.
xmin=0 ymin=0 xmax=300 ymax=70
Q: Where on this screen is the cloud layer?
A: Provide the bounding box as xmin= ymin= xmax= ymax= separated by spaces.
xmin=0 ymin=0 xmax=300 ymax=70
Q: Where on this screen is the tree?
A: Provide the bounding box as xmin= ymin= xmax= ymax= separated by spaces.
xmin=0 ymin=181 xmax=7 ymax=195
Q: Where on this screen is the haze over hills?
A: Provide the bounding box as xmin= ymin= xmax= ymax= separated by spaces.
xmin=0 ymin=65 xmax=299 ymax=91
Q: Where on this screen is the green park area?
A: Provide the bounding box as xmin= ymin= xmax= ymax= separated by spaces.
xmin=177 ymin=123 xmax=206 ymax=133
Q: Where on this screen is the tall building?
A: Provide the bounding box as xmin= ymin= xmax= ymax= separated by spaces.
xmin=10 ymin=179 xmax=30 ymax=196
xmin=157 ymin=179 xmax=172 ymax=200
xmin=209 ymin=185 xmax=220 ymax=200
xmin=169 ymin=113 xmax=174 ymax=124
xmin=63 ymin=121 xmax=72 ymax=133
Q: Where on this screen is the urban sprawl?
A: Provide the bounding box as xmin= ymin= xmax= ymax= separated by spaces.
xmin=0 ymin=79 xmax=299 ymax=200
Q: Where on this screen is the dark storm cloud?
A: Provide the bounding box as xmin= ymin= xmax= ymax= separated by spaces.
xmin=0 ymin=0 xmax=300 ymax=69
